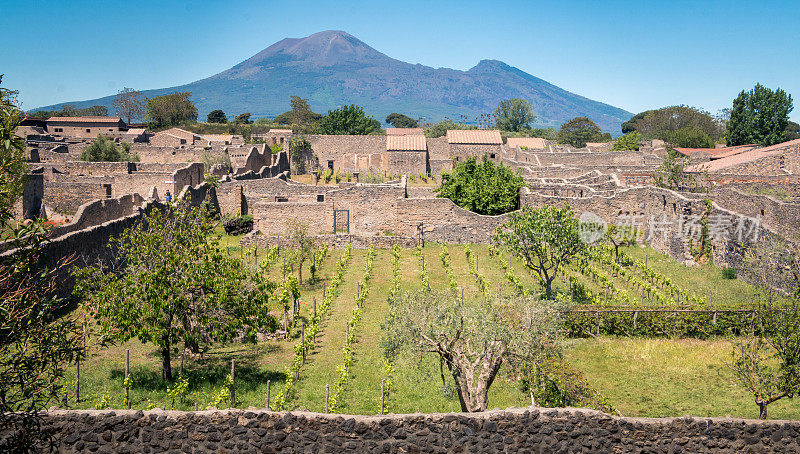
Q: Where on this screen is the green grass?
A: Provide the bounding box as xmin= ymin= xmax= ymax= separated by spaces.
xmin=59 ymin=241 xmax=796 ymax=420
xmin=567 ymin=336 xmax=800 ymax=420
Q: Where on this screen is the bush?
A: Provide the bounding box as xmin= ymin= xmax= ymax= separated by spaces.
xmin=223 ymin=215 xmax=253 ymax=235
xmin=80 ymin=136 xmax=138 ymax=162
xmin=722 ymin=267 xmax=737 ymax=279
xmin=610 ymin=132 xmax=642 ymax=151
xmin=436 ymin=157 xmax=525 ymax=215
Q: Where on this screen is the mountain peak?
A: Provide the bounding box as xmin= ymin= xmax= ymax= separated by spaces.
xmin=235 ymin=30 xmax=390 ymax=69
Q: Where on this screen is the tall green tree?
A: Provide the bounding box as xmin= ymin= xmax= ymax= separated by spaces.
xmin=610 ymin=131 xmax=642 ymax=151
xmin=234 ymin=112 xmax=252 ymax=124
xmin=206 ymin=109 xmax=227 ymax=124
xmin=557 ymin=117 xmax=611 ymax=148
xmin=494 ymin=204 xmax=589 ymax=299
xmin=318 ymin=104 xmax=381 ymax=135
xmin=436 ymin=157 xmax=525 ymax=215
xmin=623 ymin=106 xmax=723 ymax=146
xmin=385 ymin=112 xmax=419 ymax=128
xmin=494 ymin=98 xmax=535 ymax=132
xmin=145 ymin=92 xmax=197 ymax=128
xmin=75 ymin=203 xmax=275 ymax=381
xmin=727 ymin=84 xmax=794 ymax=146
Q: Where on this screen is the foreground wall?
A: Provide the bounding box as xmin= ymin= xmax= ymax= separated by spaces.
xmin=18 ymin=407 xmax=800 ymax=453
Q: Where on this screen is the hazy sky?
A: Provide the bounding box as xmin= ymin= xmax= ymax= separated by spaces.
xmin=3 ymin=0 xmax=799 ymax=121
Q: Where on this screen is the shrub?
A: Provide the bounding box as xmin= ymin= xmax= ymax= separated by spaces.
xmin=223 ymin=215 xmax=254 ymax=235
xmin=722 ymin=267 xmax=737 ymax=279
xmin=80 ymin=136 xmax=138 ymax=162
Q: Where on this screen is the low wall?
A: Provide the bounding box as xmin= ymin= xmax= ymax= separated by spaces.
xmin=15 ymin=407 xmax=800 ymax=453
xmin=47 ymin=193 xmax=145 ymax=238
xmin=240 ymin=233 xmax=418 ymax=249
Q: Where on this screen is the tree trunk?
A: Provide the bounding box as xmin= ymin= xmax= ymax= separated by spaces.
xmin=759 ymin=402 xmax=768 ymax=420
xmin=544 ymin=278 xmax=554 ymax=300
xmin=161 ymin=337 xmax=172 ymax=382
xmin=445 ymin=343 xmax=505 ymax=412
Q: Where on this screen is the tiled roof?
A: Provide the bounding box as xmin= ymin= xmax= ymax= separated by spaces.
xmin=446 ymin=129 xmax=502 ymax=145
xmin=202 ymin=134 xmax=234 ymax=142
xmin=124 ymin=128 xmax=145 ymax=135
xmin=686 ymin=139 xmax=800 ymax=173
xmin=387 ymin=135 xmax=426 ymax=151
xmin=46 ymin=116 xmax=123 ymax=123
xmin=387 ymin=128 xmax=424 ymax=136
xmin=507 ymin=137 xmax=547 ymax=149
xmin=268 ymin=129 xmax=293 ymax=134
xmin=674 ymin=144 xmax=758 ymax=159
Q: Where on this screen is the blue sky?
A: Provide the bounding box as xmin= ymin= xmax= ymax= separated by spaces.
xmin=3 ymin=0 xmax=799 ymax=121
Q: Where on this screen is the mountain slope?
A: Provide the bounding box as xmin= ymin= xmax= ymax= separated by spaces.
xmin=34 ymin=30 xmax=632 ymax=133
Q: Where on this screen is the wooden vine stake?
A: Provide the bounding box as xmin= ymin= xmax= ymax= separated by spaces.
xmin=380 ymin=379 xmax=385 ymax=415
xmin=230 ymin=359 xmax=235 ymax=407
xmin=266 ymin=380 xmax=271 ymax=411
xmin=325 ymin=384 xmax=330 ymax=413
xmin=125 ymin=349 xmax=130 ymax=409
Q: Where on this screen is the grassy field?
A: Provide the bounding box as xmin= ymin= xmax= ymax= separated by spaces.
xmin=60 ymin=239 xmax=791 ymax=420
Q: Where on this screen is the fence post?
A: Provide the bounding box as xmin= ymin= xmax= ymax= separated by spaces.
xmin=180 ymin=353 xmax=184 ymax=377
xmin=595 ymin=311 xmax=600 ymax=336
xmin=266 ymin=380 xmax=271 ymax=411
xmin=640 ymin=288 xmax=645 ymax=305
xmin=125 ymin=349 xmax=130 ymax=409
xmin=230 ymin=359 xmax=235 ymax=407
xmin=497 ymin=283 xmax=502 ymax=301
xmin=323 ymin=282 xmax=326 ymax=300
xmin=325 ymin=384 xmax=329 ymax=413
xmin=346 ymin=323 xmax=349 ymax=344
xmin=313 ymin=297 xmax=317 ymax=319
xmin=713 ymin=311 xmax=718 ymax=325
xmin=380 ymin=379 xmax=385 ymax=415
xmin=633 ymin=311 xmax=638 ymax=331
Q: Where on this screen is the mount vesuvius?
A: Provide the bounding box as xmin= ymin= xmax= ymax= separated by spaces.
xmin=35 ymin=30 xmax=632 ymax=133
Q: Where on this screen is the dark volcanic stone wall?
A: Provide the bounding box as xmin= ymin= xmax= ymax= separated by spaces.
xmin=17 ymin=407 xmax=800 ymax=453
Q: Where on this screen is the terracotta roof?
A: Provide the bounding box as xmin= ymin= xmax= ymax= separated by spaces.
xmin=46 ymin=116 xmax=123 ymax=124
xmin=268 ymin=129 xmax=293 ymax=134
xmin=446 ymin=129 xmax=502 ymax=145
xmin=202 ymin=134 xmax=234 ymax=142
xmin=674 ymin=144 xmax=758 ymax=159
xmin=387 ymin=135 xmax=426 ymax=151
xmin=507 ymin=137 xmax=547 ymax=149
xmin=124 ymin=128 xmax=145 ymax=135
xmin=387 ymin=128 xmax=424 ymax=136
xmin=686 ymin=139 xmax=800 ymax=173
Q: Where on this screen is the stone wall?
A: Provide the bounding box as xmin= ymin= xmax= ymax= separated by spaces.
xmin=395 ymin=197 xmax=510 ymax=243
xmin=14 ymin=407 xmax=800 ymax=453
xmin=46 ymin=193 xmax=145 ymax=239
xmin=240 ymin=232 xmax=418 ymax=249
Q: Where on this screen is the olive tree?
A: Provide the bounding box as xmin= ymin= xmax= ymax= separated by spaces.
xmin=385 ymin=290 xmax=566 ymax=412
xmin=75 ymin=202 xmax=274 ymax=382
xmin=494 ymin=204 xmax=589 ymax=299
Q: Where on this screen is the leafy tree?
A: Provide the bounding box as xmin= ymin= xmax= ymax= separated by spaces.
xmin=610 ymin=131 xmax=642 ymax=151
xmin=112 ymin=87 xmax=146 ymax=124
xmin=625 ymin=106 xmax=723 ymax=146
xmin=274 ymin=96 xmax=323 ymax=128
xmin=384 ymin=290 xmax=566 ymax=412
xmin=785 ymin=120 xmax=800 ymax=141
xmin=285 ymin=218 xmax=315 ymax=283
xmin=317 ymin=104 xmax=382 ymax=135
xmin=145 ymin=91 xmax=197 ymax=128
xmin=234 ymin=112 xmax=252 ymax=124
xmin=75 ymin=203 xmax=274 ymax=381
xmin=436 ymin=157 xmax=525 ymax=215
xmin=29 ymin=104 xmax=109 ymax=119
xmin=730 ymin=299 xmax=800 ymax=419
xmin=662 ymin=126 xmax=714 ymax=148
xmin=653 ymin=149 xmax=694 ymax=189
xmin=287 ymin=136 xmax=314 ymax=174
xmin=423 ymin=118 xmax=476 ymax=138
xmin=494 ymin=98 xmax=535 ymax=132
xmin=0 ymin=75 xmax=84 ymax=452
xmin=79 ymin=136 xmax=138 ymax=162
xmin=206 ymin=109 xmax=228 ymax=124
xmin=557 ymin=117 xmax=611 ymax=148
xmin=621 ymin=110 xmax=654 ymax=134
xmin=494 ymin=204 xmax=589 ymax=299
xmin=385 ymin=112 xmax=419 ymax=128
xmin=727 ymin=84 xmax=794 ymax=146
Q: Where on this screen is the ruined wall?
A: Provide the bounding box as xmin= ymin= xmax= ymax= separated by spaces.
xmin=15 ymin=407 xmax=800 ymax=453
xmin=47 ymin=193 xmax=145 ymax=238
xmin=44 ymin=175 xmax=110 ymax=215
xmin=241 ymin=232 xmax=418 ymax=249
xmin=530 ymin=150 xmax=661 ymax=167
xmin=387 ymin=150 xmax=428 ymax=174
xmin=395 ymin=197 xmax=510 ymax=243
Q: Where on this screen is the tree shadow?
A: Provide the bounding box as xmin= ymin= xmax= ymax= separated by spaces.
xmin=109 ymin=345 xmax=286 ymax=392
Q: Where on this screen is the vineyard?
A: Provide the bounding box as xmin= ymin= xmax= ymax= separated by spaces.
xmin=61 ymin=240 xmax=800 ymax=420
